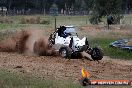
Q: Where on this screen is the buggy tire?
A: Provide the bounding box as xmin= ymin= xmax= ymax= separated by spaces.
xmin=91 ymin=47 xmax=103 ymax=60
xmin=59 ymin=46 xmax=72 ymax=59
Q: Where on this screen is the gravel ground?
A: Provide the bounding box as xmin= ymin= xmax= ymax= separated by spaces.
xmin=0 ymin=52 xmax=132 ymax=84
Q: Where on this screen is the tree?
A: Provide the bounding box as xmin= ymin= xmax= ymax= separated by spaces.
xmin=50 ymin=3 xmax=58 ymax=15
xmin=80 ymin=0 xmax=87 ymax=14
xmin=0 ymin=0 xmax=130 ymax=15
xmin=89 ymin=0 xmax=123 ymax=24
xmin=74 ymin=0 xmax=81 ymax=11
xmin=63 ymin=0 xmax=75 ymax=14
xmin=84 ymin=0 xmax=95 ymax=12
xmin=73 ymin=0 xmax=87 ymax=12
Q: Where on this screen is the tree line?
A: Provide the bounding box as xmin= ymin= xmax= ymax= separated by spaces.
xmin=0 ymin=0 xmax=131 ymax=15
xmin=0 ymin=0 xmax=131 ymax=24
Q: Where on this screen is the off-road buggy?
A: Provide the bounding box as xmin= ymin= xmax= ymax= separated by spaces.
xmin=49 ymin=26 xmax=103 ymax=61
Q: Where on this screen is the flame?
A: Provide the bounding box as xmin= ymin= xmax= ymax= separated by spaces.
xmin=81 ymin=67 xmax=90 ymax=78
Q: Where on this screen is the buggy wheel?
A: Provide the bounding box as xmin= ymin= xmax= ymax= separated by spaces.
xmin=59 ymin=46 xmax=72 ymax=59
xmin=91 ymin=47 xmax=103 ymax=60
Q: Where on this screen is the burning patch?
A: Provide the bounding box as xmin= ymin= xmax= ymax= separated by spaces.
xmin=81 ymin=67 xmax=89 ymax=78
xmin=80 ymin=67 xmax=91 ymax=86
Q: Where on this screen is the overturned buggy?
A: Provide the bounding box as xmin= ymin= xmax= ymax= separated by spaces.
xmin=49 ymin=26 xmax=103 ymax=61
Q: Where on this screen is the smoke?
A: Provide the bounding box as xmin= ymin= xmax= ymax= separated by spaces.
xmin=33 ymin=37 xmax=57 ymax=56
xmin=0 ymin=29 xmax=57 ymax=56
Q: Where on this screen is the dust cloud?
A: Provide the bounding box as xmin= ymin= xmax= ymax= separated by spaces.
xmin=0 ymin=29 xmax=57 ymax=56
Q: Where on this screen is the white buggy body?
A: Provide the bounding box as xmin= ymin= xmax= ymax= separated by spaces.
xmin=70 ymin=36 xmax=86 ymax=51
xmin=53 ymin=26 xmax=87 ymax=52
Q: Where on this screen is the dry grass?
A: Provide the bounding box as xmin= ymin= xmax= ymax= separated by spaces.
xmin=20 ymin=16 xmax=40 ymax=24
xmin=0 ymin=17 xmax=13 ymax=24
xmin=79 ymin=25 xmax=132 ymax=39
xmin=20 ymin=16 xmax=50 ymax=24
xmin=40 ymin=19 xmax=50 ymax=24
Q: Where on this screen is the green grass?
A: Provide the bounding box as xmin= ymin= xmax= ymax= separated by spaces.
xmin=89 ymin=38 xmax=132 ymax=60
xmin=0 ymin=15 xmax=131 ymax=30
xmin=0 ymin=15 xmax=90 ymax=30
xmin=0 ymin=70 xmax=84 ymax=88
xmin=0 ymin=23 xmax=26 ymax=30
xmin=0 ymin=69 xmax=131 ymax=88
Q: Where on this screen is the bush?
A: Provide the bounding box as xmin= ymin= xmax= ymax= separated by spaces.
xmin=20 ymin=16 xmax=41 ymax=24
xmin=89 ymin=15 xmax=102 ymax=25
xmin=20 ymin=16 xmax=50 ymax=25
xmin=0 ymin=17 xmax=13 ymax=24
xmin=89 ymin=12 xmax=102 ymax=25
xmin=40 ymin=19 xmax=50 ymax=25
xmin=113 ymin=14 xmax=123 ymax=24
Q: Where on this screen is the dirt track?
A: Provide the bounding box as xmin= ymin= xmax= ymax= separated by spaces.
xmin=0 ymin=52 xmax=132 ymax=83
xmin=0 ymin=25 xmax=132 ymax=85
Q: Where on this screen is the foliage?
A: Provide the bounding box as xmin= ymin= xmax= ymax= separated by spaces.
xmin=20 ymin=16 xmax=41 ymax=24
xmin=89 ymin=0 xmax=123 ymax=24
xmin=49 ymin=3 xmax=58 ymax=15
xmin=40 ymin=19 xmax=50 ymax=25
xmin=0 ymin=0 xmax=130 ymax=15
xmin=89 ymin=11 xmax=102 ymax=25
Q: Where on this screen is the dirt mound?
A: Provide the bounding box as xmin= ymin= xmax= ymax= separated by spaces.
xmin=0 ymin=29 xmax=57 ymax=56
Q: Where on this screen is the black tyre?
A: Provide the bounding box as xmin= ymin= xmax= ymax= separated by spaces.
xmin=59 ymin=46 xmax=72 ymax=58
xmin=91 ymin=47 xmax=103 ymax=60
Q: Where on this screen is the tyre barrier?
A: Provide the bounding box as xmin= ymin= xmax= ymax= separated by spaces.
xmin=109 ymin=38 xmax=132 ymax=51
